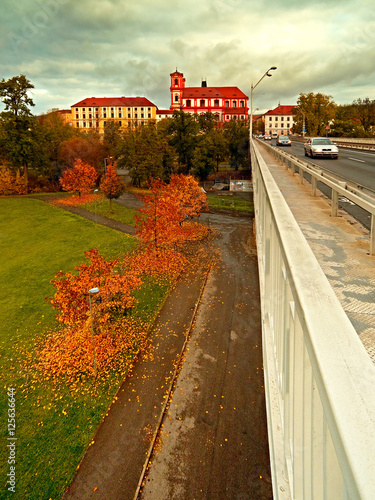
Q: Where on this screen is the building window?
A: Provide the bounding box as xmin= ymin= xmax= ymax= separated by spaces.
xmin=225 ymin=101 xmax=229 ymax=107
xmin=174 ymin=78 xmax=178 ymax=86
xmin=83 ymin=122 xmax=86 ymax=127
xmin=287 ymin=117 xmax=290 ymax=121
xmin=141 ymin=114 xmax=144 ymax=118
xmin=128 ymin=114 xmax=131 ymax=118
xmin=89 ymin=122 xmax=92 ymax=128
xmin=148 ymin=113 xmax=151 ymax=118
xmin=119 ymin=121 xmax=122 ymax=126
xmin=76 ymin=123 xmax=79 ymax=128
xmin=275 ymin=117 xmax=278 ymax=121
xmin=104 ymin=113 xmax=107 ymax=118
xmin=233 ymin=101 xmax=237 ymax=107
xmin=76 ymin=114 xmax=79 ymax=119
xmin=226 ymin=115 xmax=229 ymax=120
xmin=200 ymin=99 xmax=205 ymax=106
xmin=83 ymin=114 xmax=86 ymax=119
xmin=82 ymin=108 xmax=85 ymax=111
xmin=240 ymin=101 xmax=244 ymax=107
xmin=135 ymin=114 xmax=138 ymax=118
xmin=214 ymin=99 xmax=219 ymax=106
xmin=111 ymin=113 xmax=114 ymax=118
xmin=96 ymin=121 xmax=99 ymax=128
xmin=281 ymin=117 xmax=284 ymax=121
xmin=186 ymin=99 xmax=191 ymax=107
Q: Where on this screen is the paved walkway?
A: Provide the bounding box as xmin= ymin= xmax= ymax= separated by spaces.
xmin=257 ymin=143 xmax=375 ymax=363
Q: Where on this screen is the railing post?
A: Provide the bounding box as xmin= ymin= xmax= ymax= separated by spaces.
xmin=370 ymin=214 xmax=375 ymax=256
xmin=331 ymin=189 xmax=339 ymax=217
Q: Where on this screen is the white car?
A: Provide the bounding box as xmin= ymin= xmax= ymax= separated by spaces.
xmin=304 ymin=138 xmax=338 ymax=159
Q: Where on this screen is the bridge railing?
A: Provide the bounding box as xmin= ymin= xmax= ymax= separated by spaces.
xmin=252 ymin=140 xmax=375 ymax=500
xmin=258 ymin=139 xmax=375 ymax=254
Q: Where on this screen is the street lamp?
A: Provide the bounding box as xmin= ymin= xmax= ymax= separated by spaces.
xmin=249 ymin=66 xmax=277 ymax=150
xmin=89 ymin=287 xmax=100 ymax=378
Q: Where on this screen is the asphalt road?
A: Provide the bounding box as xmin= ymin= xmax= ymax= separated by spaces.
xmin=277 ymin=140 xmax=375 ymax=191
xmin=266 ymin=139 xmax=375 ymax=230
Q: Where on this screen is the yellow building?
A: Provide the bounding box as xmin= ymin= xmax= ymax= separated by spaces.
xmin=71 ymin=96 xmax=157 ymax=134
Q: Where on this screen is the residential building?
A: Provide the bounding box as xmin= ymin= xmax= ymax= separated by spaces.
xmin=164 ymin=70 xmax=249 ymax=122
xmin=71 ymin=96 xmax=157 ymax=134
xmin=264 ymin=104 xmax=296 ymax=136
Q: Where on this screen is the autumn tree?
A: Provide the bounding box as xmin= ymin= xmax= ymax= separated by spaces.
xmin=49 ymin=248 xmax=142 ymax=326
xmin=60 ymin=159 xmax=97 ymax=196
xmin=59 ymin=135 xmax=107 ymax=170
xmin=293 ymin=92 xmax=336 ymax=136
xmin=100 ymin=160 xmax=125 ymax=211
xmin=352 ymin=98 xmax=375 ymax=135
xmin=169 ymin=174 xmax=208 ymax=222
xmin=135 ymin=174 xmax=208 ymax=250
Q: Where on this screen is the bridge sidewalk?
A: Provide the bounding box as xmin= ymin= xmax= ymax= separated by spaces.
xmin=257 ymin=144 xmax=375 ymax=363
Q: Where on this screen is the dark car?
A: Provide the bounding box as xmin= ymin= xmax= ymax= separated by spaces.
xmin=276 ymin=135 xmax=292 ymax=146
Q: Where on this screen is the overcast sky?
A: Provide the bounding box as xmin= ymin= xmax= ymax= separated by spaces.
xmin=1 ymin=0 xmax=375 ymax=115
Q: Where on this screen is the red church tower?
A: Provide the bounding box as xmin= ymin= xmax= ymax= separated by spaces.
xmin=170 ymin=70 xmax=186 ymax=110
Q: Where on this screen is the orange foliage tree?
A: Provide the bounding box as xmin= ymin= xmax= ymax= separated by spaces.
xmin=0 ymin=167 xmax=27 ymax=195
xmin=99 ymin=160 xmax=125 ymax=211
xmin=48 ymin=248 xmax=142 ymax=326
xmin=135 ymin=174 xmax=209 ymax=250
xmin=60 ymin=159 xmax=97 ymax=196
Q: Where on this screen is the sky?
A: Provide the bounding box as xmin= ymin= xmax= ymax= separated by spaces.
xmin=1 ymin=0 xmax=375 ymax=116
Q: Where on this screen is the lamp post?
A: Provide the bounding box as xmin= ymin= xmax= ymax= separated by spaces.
xmin=89 ymin=287 xmax=100 ymax=378
xmin=249 ymin=66 xmax=277 ymax=151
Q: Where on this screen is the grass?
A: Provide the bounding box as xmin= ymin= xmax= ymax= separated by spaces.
xmin=0 ymin=198 xmax=171 ymax=499
xmin=82 ymin=196 xmax=137 ymax=226
xmin=206 ymin=192 xmax=254 ymax=214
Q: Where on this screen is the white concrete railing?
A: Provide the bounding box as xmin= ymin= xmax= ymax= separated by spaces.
xmin=252 ymin=140 xmax=375 ymax=500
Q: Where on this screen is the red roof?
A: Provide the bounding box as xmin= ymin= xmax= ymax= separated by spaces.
xmin=71 ymin=96 xmax=157 ymax=107
xmin=264 ymin=105 xmax=296 ymax=116
xmin=156 ymin=109 xmax=174 ymax=115
xmin=182 ymin=86 xmax=248 ymax=100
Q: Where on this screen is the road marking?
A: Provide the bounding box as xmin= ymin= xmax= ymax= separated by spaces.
xmin=348 ymin=157 xmax=365 ymax=163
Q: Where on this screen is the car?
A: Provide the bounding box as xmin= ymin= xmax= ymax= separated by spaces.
xmin=264 ymin=135 xmax=272 ymax=140
xmin=276 ymin=135 xmax=292 ymax=146
xmin=304 ymin=137 xmax=338 ymax=159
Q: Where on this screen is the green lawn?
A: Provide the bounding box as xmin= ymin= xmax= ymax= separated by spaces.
xmin=206 ymin=193 xmax=254 ymax=214
xmin=82 ymin=197 xmax=137 ymax=226
xmin=0 ymin=198 xmax=170 ymax=499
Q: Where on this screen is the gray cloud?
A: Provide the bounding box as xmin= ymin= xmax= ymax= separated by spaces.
xmin=1 ymin=0 xmax=375 ymax=114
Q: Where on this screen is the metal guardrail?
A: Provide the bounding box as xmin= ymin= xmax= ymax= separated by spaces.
xmin=252 ymin=139 xmax=375 ymax=500
xmin=258 ymin=140 xmax=375 ymax=254
xmin=290 ymin=136 xmax=375 ymax=151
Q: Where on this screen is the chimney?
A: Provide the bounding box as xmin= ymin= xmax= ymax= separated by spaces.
xmin=201 ymin=79 xmax=207 ymax=87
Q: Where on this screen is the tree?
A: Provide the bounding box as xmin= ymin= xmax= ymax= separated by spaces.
xmin=169 ymin=174 xmax=208 ymax=221
xmin=59 ymin=135 xmax=107 ymax=170
xmin=99 ymin=160 xmax=125 ymax=211
xmin=60 ymin=159 xmax=97 ymax=196
xmin=49 ymin=248 xmax=141 ymax=326
xmin=352 ymin=98 xmax=375 ymax=135
xmin=0 ymin=75 xmax=36 ymax=189
xmin=293 ymin=92 xmax=336 ymax=136
xmin=0 ymin=75 xmax=34 ymax=118
xmin=166 ymin=110 xmax=200 ymax=173
xmin=116 ymin=123 xmax=175 ymax=186
xmin=135 ymin=174 xmax=208 ymax=250
xmin=223 ymin=120 xmax=249 ymax=170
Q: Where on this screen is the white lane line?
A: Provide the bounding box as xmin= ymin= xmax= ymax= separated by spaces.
xmin=348 ymin=157 xmax=365 ymax=163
